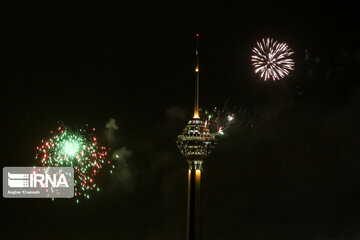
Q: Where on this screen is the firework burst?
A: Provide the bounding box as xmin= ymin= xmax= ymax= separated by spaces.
xmin=201 ymin=106 xmax=247 ymax=136
xmin=251 ymin=38 xmax=295 ymax=81
xmin=35 ymin=123 xmax=114 ymax=202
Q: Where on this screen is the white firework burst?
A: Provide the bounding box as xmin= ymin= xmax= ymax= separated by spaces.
xmin=251 ymin=38 xmax=295 ymax=81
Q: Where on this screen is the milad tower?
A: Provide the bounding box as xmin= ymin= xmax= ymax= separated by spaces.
xmin=176 ymin=33 xmax=216 ymax=240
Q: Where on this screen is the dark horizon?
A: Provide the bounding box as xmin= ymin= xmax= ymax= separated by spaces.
xmin=2 ymin=1 xmax=360 ymax=239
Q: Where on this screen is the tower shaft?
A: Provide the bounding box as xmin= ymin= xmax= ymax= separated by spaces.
xmin=186 ymin=161 xmax=202 ymax=240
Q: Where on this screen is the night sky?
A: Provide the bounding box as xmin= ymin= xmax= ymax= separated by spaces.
xmin=2 ymin=1 xmax=360 ymax=239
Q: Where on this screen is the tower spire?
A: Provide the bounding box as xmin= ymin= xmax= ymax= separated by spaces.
xmin=193 ymin=33 xmax=200 ymax=119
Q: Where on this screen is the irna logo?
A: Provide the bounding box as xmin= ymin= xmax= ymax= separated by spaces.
xmin=3 ymin=167 xmax=74 ymax=198
xmin=8 ymin=172 xmax=69 ymax=188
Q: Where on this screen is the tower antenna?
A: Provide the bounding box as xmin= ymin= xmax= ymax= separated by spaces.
xmin=193 ymin=33 xmax=200 ymax=119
